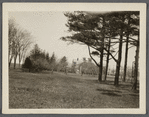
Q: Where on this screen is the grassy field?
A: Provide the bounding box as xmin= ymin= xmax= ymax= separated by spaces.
xmin=9 ymin=69 xmax=139 ymax=108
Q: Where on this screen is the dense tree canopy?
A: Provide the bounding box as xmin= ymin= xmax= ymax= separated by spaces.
xmin=61 ymin=11 xmax=139 ymax=87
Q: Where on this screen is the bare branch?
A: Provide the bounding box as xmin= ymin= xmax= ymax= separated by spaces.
xmin=104 ymin=47 xmax=118 ymax=62
xmin=88 ymin=46 xmax=100 ymax=67
xmin=107 ymin=50 xmax=119 ymax=61
xmin=123 ymin=35 xmax=138 ymax=42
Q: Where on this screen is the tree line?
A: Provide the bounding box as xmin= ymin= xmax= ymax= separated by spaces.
xmin=61 ymin=11 xmax=139 ymax=90
xmin=23 ymin=44 xmax=100 ymax=76
xmin=8 ymin=18 xmax=98 ymax=75
xmin=9 ymin=19 xmax=33 ymax=68
xmin=23 ymin=44 xmax=68 ymax=73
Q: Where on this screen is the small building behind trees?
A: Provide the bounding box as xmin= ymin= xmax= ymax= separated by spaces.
xmin=71 ymin=58 xmax=98 ymax=75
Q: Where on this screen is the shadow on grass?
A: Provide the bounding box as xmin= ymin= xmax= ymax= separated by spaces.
xmin=96 ymin=88 xmax=122 ymax=97
xmin=96 ymin=88 xmax=122 ymax=93
xmin=128 ymin=93 xmax=139 ymax=96
xmin=88 ymin=80 xmax=115 ymax=85
xmin=100 ymin=81 xmax=114 ymax=85
xmin=117 ymin=83 xmax=139 ymax=92
xmin=101 ymin=92 xmax=122 ymax=97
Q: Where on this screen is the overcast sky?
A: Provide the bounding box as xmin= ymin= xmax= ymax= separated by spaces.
xmin=9 ymin=11 xmax=136 ymax=69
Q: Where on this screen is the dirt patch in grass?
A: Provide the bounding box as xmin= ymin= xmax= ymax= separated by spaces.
xmin=9 ymin=69 xmax=139 ymax=108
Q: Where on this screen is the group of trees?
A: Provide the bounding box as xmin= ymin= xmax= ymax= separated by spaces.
xmin=57 ymin=56 xmax=68 ymax=73
xmin=23 ymin=44 xmax=52 ymax=72
xmin=9 ymin=11 xmax=139 ymax=90
xmin=61 ymin=11 xmax=139 ymax=90
xmin=9 ymin=19 xmax=33 ymax=69
xmin=23 ymin=44 xmax=68 ymax=73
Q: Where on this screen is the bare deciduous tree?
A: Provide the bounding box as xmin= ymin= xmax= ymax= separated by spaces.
xmin=8 ymin=19 xmax=33 ymax=68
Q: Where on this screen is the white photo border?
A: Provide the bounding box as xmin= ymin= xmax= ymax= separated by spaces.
xmin=2 ymin=3 xmax=146 ymax=114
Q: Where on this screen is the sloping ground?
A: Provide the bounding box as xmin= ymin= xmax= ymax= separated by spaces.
xmin=9 ymin=69 xmax=139 ymax=108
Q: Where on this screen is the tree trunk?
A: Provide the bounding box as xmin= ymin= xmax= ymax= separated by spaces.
xmin=19 ymin=53 xmax=21 ymax=68
xmin=13 ymin=55 xmax=17 ymax=69
xmin=98 ymin=65 xmax=102 ymax=82
xmin=9 ymin=55 xmax=14 ymax=68
xmin=114 ymin=31 xmax=123 ymax=86
xmin=132 ymin=34 xmax=139 ymax=90
xmin=98 ymin=17 xmax=105 ymax=82
xmin=104 ymin=38 xmax=111 ymax=81
xmin=123 ymin=36 xmax=129 ymax=82
xmin=114 ymin=63 xmax=120 ymax=86
xmin=123 ymin=17 xmax=130 ymax=82
xmin=98 ymin=47 xmax=104 ymax=82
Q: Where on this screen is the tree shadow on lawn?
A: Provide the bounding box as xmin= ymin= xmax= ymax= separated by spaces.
xmin=117 ymin=83 xmax=139 ymax=93
xmin=96 ymin=88 xmax=139 ymax=97
xmin=96 ymin=80 xmax=139 ymax=97
xmin=96 ymin=88 xmax=122 ymax=93
xmin=96 ymin=88 xmax=122 ymax=97
xmin=128 ymin=93 xmax=139 ymax=96
xmin=100 ymin=80 xmax=115 ymax=85
xmin=99 ymin=80 xmax=139 ymax=92
xmin=101 ymin=92 xmax=122 ymax=97
xmin=88 ymin=80 xmax=115 ymax=85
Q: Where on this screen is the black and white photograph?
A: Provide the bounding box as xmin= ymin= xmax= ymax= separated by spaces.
xmin=2 ymin=3 xmax=146 ymax=114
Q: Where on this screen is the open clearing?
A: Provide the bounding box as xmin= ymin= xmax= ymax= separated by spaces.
xmin=9 ymin=69 xmax=139 ymax=108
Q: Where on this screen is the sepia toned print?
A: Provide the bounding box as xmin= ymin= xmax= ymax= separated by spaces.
xmin=2 ymin=3 xmax=146 ymax=114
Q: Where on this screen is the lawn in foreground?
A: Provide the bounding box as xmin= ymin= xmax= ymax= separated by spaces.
xmin=9 ymin=69 xmax=139 ymax=108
